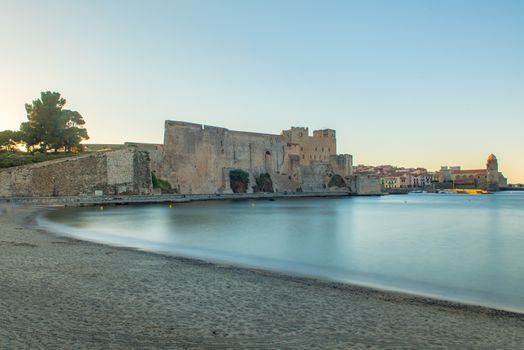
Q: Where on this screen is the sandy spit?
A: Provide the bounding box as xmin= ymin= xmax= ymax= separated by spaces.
xmin=1 ymin=205 xmax=523 ymax=349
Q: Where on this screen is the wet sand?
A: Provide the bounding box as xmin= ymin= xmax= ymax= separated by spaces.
xmin=1 ymin=205 xmax=523 ymax=349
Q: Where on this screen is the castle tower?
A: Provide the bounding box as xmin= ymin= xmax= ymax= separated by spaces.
xmin=486 ymin=154 xmax=499 ymax=191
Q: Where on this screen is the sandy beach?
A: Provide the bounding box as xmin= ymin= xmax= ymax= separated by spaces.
xmin=1 ymin=205 xmax=523 ymax=349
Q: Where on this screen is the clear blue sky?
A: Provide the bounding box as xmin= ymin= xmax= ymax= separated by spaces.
xmin=1 ymin=0 xmax=523 ymax=182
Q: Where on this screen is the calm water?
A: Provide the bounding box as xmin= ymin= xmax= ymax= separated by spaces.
xmin=41 ymin=192 xmax=524 ymax=313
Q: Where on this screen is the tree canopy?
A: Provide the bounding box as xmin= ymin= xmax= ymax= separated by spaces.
xmin=0 ymin=130 xmax=23 ymax=151
xmin=21 ymin=91 xmax=89 ymax=152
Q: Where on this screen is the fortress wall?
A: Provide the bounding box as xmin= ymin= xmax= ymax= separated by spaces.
xmin=350 ymin=175 xmax=382 ymax=195
xmin=281 ymin=127 xmax=336 ymax=166
xmin=160 ymin=120 xmax=353 ymax=194
xmin=0 ymin=150 xmax=152 ymax=197
xmin=299 ymin=162 xmax=329 ymax=192
xmin=329 ymin=154 xmax=353 ymax=178
xmin=161 ymin=121 xmax=292 ymax=193
xmin=123 ymin=143 xmax=165 ymax=182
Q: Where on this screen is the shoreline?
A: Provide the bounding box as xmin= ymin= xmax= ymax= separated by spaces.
xmin=0 ymin=191 xmax=354 ymax=207
xmin=36 ymin=205 xmax=524 ymax=316
xmin=2 ymin=204 xmax=524 ymax=348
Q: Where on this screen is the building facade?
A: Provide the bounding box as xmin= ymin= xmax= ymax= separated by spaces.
xmin=437 ymin=154 xmax=507 ymax=190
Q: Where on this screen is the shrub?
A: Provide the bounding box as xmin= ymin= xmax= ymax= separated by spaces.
xmin=229 ymin=169 xmax=250 ymax=193
xmin=151 ymin=172 xmax=173 ymax=192
xmin=253 ymin=173 xmax=274 ymax=193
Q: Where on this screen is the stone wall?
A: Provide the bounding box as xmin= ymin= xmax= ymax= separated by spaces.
xmin=0 ymin=150 xmax=152 ymax=197
xmin=157 ymin=120 xmax=353 ymax=194
xmin=349 ymin=175 xmax=382 ymax=195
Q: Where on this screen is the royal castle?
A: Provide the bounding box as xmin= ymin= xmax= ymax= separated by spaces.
xmin=0 ymin=120 xmax=381 ymax=197
xmin=151 ymin=121 xmax=354 ymax=194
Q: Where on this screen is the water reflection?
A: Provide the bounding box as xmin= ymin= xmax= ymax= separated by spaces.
xmin=42 ymin=193 xmax=524 ymax=313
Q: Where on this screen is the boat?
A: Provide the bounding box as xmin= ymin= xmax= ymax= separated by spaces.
xmin=440 ymin=189 xmax=491 ymax=195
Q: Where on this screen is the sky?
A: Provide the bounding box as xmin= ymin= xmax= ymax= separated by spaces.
xmin=1 ymin=0 xmax=523 ymax=182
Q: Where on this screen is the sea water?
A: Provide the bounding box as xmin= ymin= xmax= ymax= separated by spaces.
xmin=41 ymin=192 xmax=524 ymax=313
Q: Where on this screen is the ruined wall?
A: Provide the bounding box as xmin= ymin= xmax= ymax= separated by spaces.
xmin=158 ymin=120 xmax=353 ymax=194
xmin=0 ymin=150 xmax=152 ymax=197
xmin=124 ymin=142 xmax=165 ymax=182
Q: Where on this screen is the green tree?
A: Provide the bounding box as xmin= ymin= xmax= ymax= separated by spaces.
xmin=0 ymin=130 xmax=23 ymax=151
xmin=19 ymin=122 xmax=39 ymax=152
xmin=22 ymin=91 xmax=89 ymax=152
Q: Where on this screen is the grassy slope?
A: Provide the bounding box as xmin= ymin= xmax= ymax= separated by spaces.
xmin=0 ymin=152 xmax=79 ymax=169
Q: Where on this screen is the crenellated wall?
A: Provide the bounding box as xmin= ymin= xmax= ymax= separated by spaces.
xmin=156 ymin=120 xmax=353 ymax=194
xmin=0 ymin=120 xmax=362 ymax=197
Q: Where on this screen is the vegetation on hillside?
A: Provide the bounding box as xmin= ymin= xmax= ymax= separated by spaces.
xmin=0 ymin=130 xmax=24 ymax=151
xmin=0 ymin=92 xmax=89 ymax=168
xmin=0 ymin=91 xmax=89 ymax=153
xmin=0 ymin=152 xmax=77 ymax=169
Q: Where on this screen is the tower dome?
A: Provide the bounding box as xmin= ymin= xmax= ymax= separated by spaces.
xmin=487 ymin=154 xmax=497 ymax=161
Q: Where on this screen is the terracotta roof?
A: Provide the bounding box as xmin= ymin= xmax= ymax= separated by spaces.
xmin=451 ymin=169 xmax=487 ymax=175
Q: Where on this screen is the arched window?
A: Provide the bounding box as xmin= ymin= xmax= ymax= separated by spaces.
xmin=265 ymin=151 xmax=272 ymax=170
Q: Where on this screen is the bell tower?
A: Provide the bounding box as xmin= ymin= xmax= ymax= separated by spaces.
xmin=486 ymin=154 xmax=499 ymax=191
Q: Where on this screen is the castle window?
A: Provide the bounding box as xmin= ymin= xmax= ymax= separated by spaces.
xmin=322 ymin=148 xmax=324 ymax=152
xmin=302 ymin=155 xmax=304 ymax=160
xmin=328 ymin=148 xmax=330 ymax=152
xmin=300 ymin=147 xmax=303 ymax=151
xmin=265 ymin=151 xmax=272 ymax=170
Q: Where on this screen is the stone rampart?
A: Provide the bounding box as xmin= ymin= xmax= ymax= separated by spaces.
xmin=0 ymin=150 xmax=152 ymax=197
xmin=349 ymin=175 xmax=382 ymax=195
xmin=157 ymin=120 xmax=353 ymax=194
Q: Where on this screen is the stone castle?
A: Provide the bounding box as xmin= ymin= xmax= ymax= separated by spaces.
xmin=1 ymin=120 xmax=382 ymax=197
xmin=152 ymin=121 xmax=353 ymax=194
xmin=3 ymin=120 xmax=508 ymax=197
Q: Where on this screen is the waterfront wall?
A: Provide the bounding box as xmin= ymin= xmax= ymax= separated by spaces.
xmin=5 ymin=120 xmax=364 ymax=198
xmin=156 ymin=120 xmax=353 ymax=194
xmin=0 ymin=150 xmax=152 ymax=197
xmin=0 ymin=191 xmax=350 ymax=206
xmin=350 ymin=175 xmax=382 ymax=195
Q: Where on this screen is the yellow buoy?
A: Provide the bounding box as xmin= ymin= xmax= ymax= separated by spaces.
xmin=100 ymin=206 xmax=104 ymax=211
